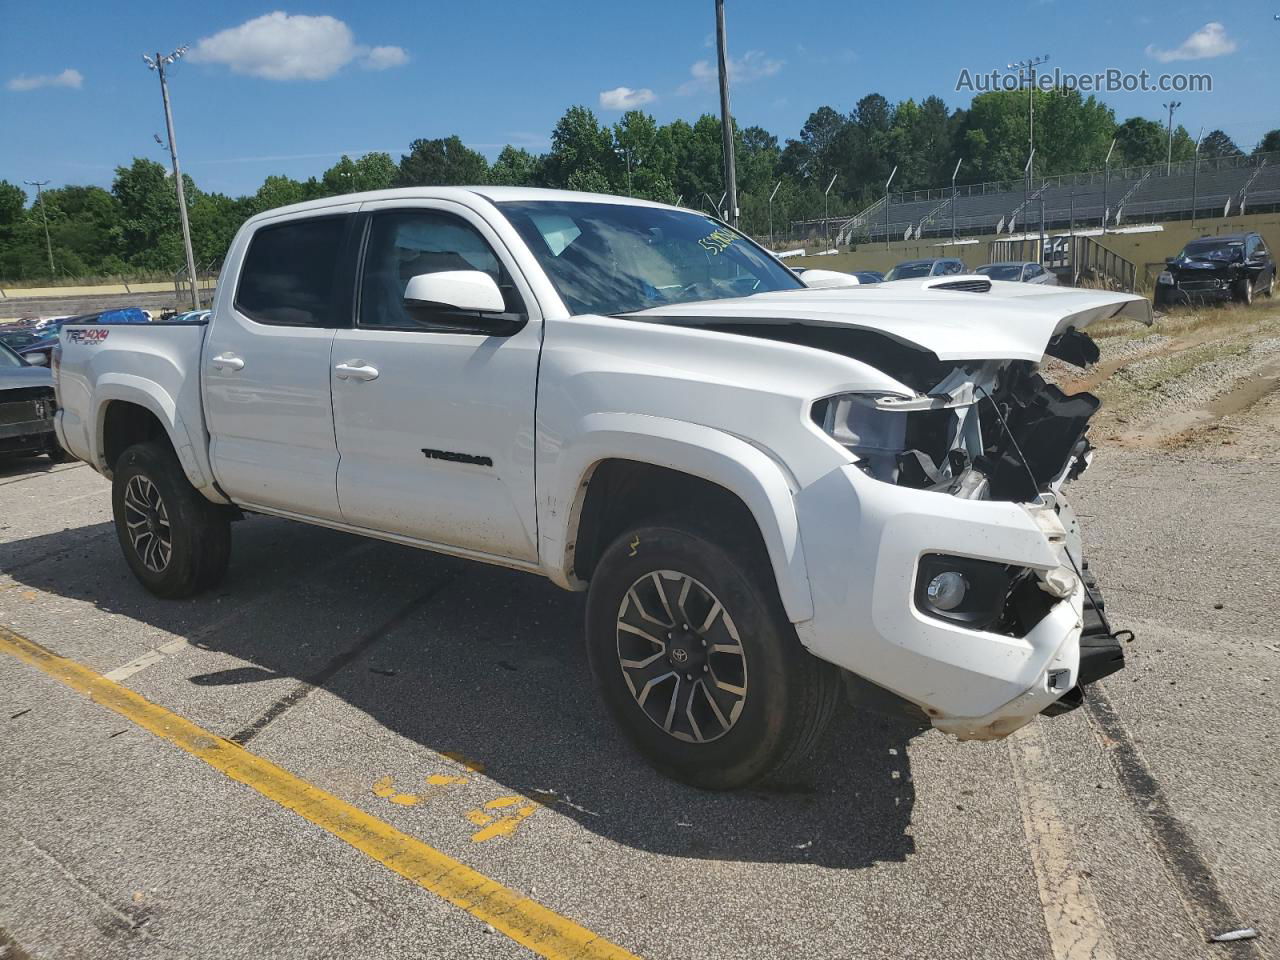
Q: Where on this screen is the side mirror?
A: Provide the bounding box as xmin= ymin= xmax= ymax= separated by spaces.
xmin=403 ymin=270 xmax=505 ymax=314
xmin=26 ymin=352 xmax=48 ymax=366
xmin=798 ymin=268 xmax=859 ymax=289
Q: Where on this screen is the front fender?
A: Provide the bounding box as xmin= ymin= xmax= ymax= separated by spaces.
xmin=541 ymin=412 xmax=814 ymax=623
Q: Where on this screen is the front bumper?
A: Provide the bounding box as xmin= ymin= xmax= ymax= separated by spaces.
xmin=793 ymin=463 xmax=1114 ymax=740
xmin=1156 ymin=279 xmax=1235 ymax=305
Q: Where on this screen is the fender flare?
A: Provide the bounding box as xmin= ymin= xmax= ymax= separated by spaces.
xmin=541 ymin=412 xmax=814 ymax=623
xmin=91 ymin=375 xmax=217 ymax=496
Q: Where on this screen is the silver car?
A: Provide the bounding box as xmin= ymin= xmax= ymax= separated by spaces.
xmin=976 ymin=261 xmax=1058 ymax=285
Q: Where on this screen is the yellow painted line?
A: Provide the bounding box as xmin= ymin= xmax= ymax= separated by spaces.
xmin=0 ymin=626 xmax=640 ymax=960
xmin=1008 ymin=722 xmax=1117 ymax=960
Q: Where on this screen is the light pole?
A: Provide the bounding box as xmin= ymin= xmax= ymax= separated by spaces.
xmin=768 ymin=179 xmax=781 ymax=249
xmin=23 ymin=179 xmax=55 ymax=278
xmin=1163 ymin=100 xmax=1182 ymax=175
xmin=1008 ymin=55 xmax=1049 ymax=184
xmin=884 ymin=165 xmax=897 ymax=251
xmin=714 ymin=0 xmax=738 ymax=227
xmin=1191 ymin=127 xmax=1203 ymax=227
xmin=616 ymin=146 xmax=632 ymax=197
xmin=1023 ymin=148 xmax=1034 ymax=241
xmin=144 ymin=47 xmax=200 ymax=310
xmin=1102 ymin=138 xmax=1116 ymax=235
xmin=950 ymin=158 xmax=962 ymax=243
xmin=823 ymin=173 xmax=837 ymax=246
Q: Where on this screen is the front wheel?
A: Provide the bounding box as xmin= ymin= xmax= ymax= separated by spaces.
xmin=112 ymin=441 xmax=231 ymax=598
xmin=1235 ymin=277 xmax=1254 ymax=305
xmin=585 ymin=522 xmax=839 ymax=789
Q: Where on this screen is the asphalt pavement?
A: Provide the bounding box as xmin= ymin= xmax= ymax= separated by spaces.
xmin=0 ymin=447 xmax=1274 ymax=960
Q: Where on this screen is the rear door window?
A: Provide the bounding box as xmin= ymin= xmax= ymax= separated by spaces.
xmin=236 ymin=216 xmax=350 ymax=327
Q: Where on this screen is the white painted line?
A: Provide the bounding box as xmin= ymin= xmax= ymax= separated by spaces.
xmin=1008 ymin=722 xmax=1118 ymax=960
xmin=101 ymin=540 xmax=379 ymax=683
xmin=104 ymin=638 xmax=190 ymax=682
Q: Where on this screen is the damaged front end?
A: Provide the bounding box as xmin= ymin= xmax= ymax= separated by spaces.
xmin=807 ymin=326 xmax=1128 ymax=731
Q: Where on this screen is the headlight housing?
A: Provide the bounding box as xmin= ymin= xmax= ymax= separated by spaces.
xmin=1157 ymin=271 xmax=1174 ymax=285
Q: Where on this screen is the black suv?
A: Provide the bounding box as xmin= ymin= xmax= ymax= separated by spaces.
xmin=1155 ymin=232 xmax=1275 ymax=308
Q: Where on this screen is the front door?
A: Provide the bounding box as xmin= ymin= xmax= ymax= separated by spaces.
xmin=330 ymin=200 xmax=542 ymax=562
xmin=203 ymin=208 xmax=357 ymax=520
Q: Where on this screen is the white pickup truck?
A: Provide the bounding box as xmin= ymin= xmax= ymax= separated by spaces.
xmin=54 ymin=187 xmax=1150 ymax=788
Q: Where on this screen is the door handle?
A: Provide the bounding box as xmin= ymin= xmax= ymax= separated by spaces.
xmin=210 ymin=353 xmax=244 ymax=371
xmin=334 ymin=361 xmax=379 ymax=382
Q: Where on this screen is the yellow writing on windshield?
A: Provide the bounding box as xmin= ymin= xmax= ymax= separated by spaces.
xmin=698 ymin=228 xmax=737 ymax=255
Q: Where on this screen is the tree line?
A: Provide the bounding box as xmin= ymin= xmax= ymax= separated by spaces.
xmin=2 ymin=88 xmax=1275 ymax=283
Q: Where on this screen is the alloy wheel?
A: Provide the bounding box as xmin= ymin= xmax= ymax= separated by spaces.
xmin=123 ymin=475 xmax=172 ymax=573
xmin=615 ymin=570 xmax=748 ymax=743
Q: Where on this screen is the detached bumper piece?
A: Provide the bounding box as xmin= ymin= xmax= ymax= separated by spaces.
xmin=1041 ymin=567 xmax=1127 ymax=717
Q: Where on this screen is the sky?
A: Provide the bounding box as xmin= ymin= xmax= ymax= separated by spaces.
xmin=1 ymin=0 xmax=1275 ymax=201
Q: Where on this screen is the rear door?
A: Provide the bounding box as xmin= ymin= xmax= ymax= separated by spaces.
xmin=203 ymin=208 xmax=358 ymax=519
xmin=329 ymin=199 xmax=542 ymax=562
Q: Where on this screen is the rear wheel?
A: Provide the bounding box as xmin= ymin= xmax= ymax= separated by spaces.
xmin=1263 ymin=273 xmax=1275 ymax=298
xmin=112 ymin=441 xmax=231 ymax=598
xmin=585 ymin=521 xmax=839 ymax=789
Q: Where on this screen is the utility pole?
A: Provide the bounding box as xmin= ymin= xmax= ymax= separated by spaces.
xmin=768 ymin=179 xmax=781 ymax=249
xmin=714 ymin=0 xmax=738 ymax=228
xmin=1163 ymin=100 xmax=1182 ymax=175
xmin=144 ymin=47 xmax=200 ymax=310
xmin=23 ymin=179 xmax=55 ymax=278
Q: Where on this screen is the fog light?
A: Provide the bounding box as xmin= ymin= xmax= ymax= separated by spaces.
xmin=926 ymin=571 xmax=968 ymax=611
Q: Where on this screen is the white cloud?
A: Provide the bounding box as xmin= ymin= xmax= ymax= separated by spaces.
xmin=6 ymin=68 xmax=83 ymax=92
xmin=598 ymin=86 xmax=657 ymax=110
xmin=677 ymin=51 xmax=783 ymax=95
xmin=363 ymin=45 xmax=409 ymax=71
xmin=1146 ymin=22 xmax=1236 ymax=62
xmin=189 ymin=12 xmax=408 ymax=81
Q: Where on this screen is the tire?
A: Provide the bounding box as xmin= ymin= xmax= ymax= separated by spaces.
xmin=585 ymin=521 xmax=840 ymax=790
xmin=1235 ymin=277 xmax=1254 ymax=306
xmin=45 ymin=441 xmax=72 ymax=463
xmin=112 ymin=441 xmax=231 ymax=598
xmin=1264 ymin=273 xmax=1275 ymax=299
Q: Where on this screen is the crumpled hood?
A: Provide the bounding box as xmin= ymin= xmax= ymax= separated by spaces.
xmin=625 ymin=278 xmax=1153 ymax=362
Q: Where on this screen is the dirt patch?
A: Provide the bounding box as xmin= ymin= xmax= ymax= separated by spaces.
xmin=1041 ymin=300 xmax=1280 ymax=459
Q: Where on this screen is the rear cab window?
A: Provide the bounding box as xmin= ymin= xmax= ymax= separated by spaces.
xmin=235 ymin=216 xmax=351 ymax=327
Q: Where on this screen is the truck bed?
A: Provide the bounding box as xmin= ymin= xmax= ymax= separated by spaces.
xmin=55 ymin=318 xmax=217 ymax=493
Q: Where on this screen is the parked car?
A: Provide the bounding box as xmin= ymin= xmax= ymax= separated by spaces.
xmin=976 ymin=262 xmax=1058 ymax=285
xmin=56 ymin=187 xmax=1147 ymax=788
xmin=851 ymin=270 xmax=883 ymax=284
xmin=0 ymin=340 xmax=66 ymax=460
xmin=168 ymin=309 xmax=212 ymax=324
xmin=1155 ymin=233 xmax=1275 ymax=308
xmin=0 ymin=326 xmax=60 ymax=366
xmin=884 ymin=257 xmax=967 ymax=280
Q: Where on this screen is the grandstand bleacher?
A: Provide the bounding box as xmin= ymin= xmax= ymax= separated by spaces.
xmin=824 ymin=151 xmax=1279 ymax=245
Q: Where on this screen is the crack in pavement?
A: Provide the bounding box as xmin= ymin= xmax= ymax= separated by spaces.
xmin=228 ymin=571 xmax=459 ymax=746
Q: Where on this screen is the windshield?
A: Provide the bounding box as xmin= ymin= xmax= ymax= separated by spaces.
xmin=885 ymin=261 xmax=932 ymax=281
xmin=496 ymin=200 xmax=802 ymax=315
xmin=1179 ymin=240 xmax=1243 ymax=262
xmin=0 ymin=341 xmax=24 ymax=368
xmin=0 ymin=330 xmax=42 ymax=350
xmin=977 ymin=264 xmax=1023 ymax=281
